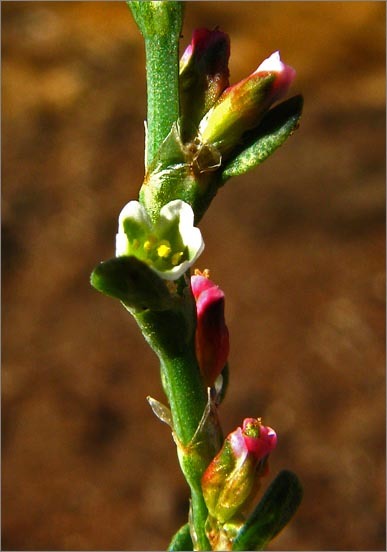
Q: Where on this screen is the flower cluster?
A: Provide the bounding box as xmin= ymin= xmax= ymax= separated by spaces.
xmin=115 ymin=30 xmax=297 ymax=283
xmin=91 ymin=15 xmax=303 ymax=551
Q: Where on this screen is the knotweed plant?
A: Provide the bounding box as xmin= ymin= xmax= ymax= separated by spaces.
xmin=91 ymin=2 xmax=303 ymax=550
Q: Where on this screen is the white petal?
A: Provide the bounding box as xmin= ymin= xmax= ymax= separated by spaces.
xmin=115 ymin=232 xmax=130 ymax=257
xmin=256 ymin=51 xmax=283 ymax=73
xmin=155 ymin=263 xmax=189 ymax=281
xmin=159 ymin=199 xmax=193 ymax=225
xmin=117 ymin=200 xmax=151 ymax=232
xmin=186 ymin=226 xmax=205 ymax=259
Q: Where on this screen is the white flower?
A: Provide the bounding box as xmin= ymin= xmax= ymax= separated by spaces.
xmin=116 ymin=199 xmax=204 ymax=281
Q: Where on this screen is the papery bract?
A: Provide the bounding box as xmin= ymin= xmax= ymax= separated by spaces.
xmin=202 ymin=418 xmax=277 ymax=524
xmin=199 ymin=50 xmax=296 ymax=156
xmin=116 ymin=200 xmax=204 ymax=281
xmin=191 ymin=273 xmax=229 ymax=387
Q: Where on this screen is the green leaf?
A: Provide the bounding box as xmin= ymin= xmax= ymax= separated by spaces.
xmin=232 ymin=470 xmax=303 ymax=551
xmin=222 ymin=95 xmax=303 ymax=181
xmin=167 ymin=523 xmax=193 ymax=551
xmin=90 ymin=256 xmax=173 ymax=312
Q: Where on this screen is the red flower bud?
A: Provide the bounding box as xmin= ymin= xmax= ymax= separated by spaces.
xmin=201 ymin=418 xmax=277 ymax=524
xmin=242 ymin=418 xmax=277 ymax=459
xmin=180 ymin=28 xmax=230 ymax=141
xmin=191 ymin=273 xmax=229 ymax=387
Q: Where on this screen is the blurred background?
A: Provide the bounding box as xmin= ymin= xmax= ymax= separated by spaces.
xmin=2 ymin=2 xmax=385 ymax=550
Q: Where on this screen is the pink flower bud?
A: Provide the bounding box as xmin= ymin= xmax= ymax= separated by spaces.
xmin=242 ymin=418 xmax=278 ymax=459
xmin=201 ymin=418 xmax=277 ymax=523
xmin=255 ymin=50 xmax=296 ymax=104
xmin=191 ymin=273 xmax=229 ymax=387
xmin=198 ymin=51 xmax=296 ymax=156
xmin=180 ymin=28 xmax=230 ymax=141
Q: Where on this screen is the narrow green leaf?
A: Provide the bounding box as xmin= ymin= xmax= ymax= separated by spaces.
xmin=90 ymin=256 xmax=172 ymax=312
xmin=222 ymin=95 xmax=303 ymax=181
xmin=167 ymin=523 xmax=193 ymax=551
xmin=232 ymin=470 xmax=303 ymax=551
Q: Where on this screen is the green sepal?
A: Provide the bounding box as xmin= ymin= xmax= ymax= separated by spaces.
xmin=222 ymin=95 xmax=303 ymax=181
xmin=90 ymin=256 xmax=173 ymax=312
xmin=167 ymin=523 xmax=193 ymax=551
xmin=232 ymin=470 xmax=303 ymax=551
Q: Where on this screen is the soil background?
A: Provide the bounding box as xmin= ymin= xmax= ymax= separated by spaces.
xmin=2 ymin=2 xmax=386 ymax=551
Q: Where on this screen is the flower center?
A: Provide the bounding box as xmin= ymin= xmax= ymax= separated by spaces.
xmin=243 ymin=418 xmax=262 ymax=438
xmin=135 ymin=234 xmax=187 ymax=268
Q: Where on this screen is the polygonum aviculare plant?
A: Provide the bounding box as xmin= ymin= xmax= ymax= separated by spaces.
xmin=91 ymin=2 xmax=303 ymax=550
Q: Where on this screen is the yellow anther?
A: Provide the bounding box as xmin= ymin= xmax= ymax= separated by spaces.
xmin=143 ymin=240 xmax=153 ymax=252
xmin=194 ymin=268 xmax=211 ymax=278
xmin=157 ymin=241 xmax=172 ymax=258
xmin=171 ymin=251 xmax=183 ymax=266
xmin=132 ymin=239 xmax=140 ymax=250
xmin=143 ymin=234 xmax=157 ymax=252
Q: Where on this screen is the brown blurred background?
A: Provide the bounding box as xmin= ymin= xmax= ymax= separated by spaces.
xmin=2 ymin=2 xmax=385 ymax=550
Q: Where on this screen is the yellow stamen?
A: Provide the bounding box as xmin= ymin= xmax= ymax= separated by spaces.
xmin=143 ymin=240 xmax=152 ymax=252
xmin=194 ymin=268 xmax=211 ymax=278
xmin=143 ymin=235 xmax=157 ymax=252
xmin=132 ymin=239 xmax=140 ymax=250
xmin=157 ymin=241 xmax=172 ymax=258
xmin=171 ymin=251 xmax=183 ymax=266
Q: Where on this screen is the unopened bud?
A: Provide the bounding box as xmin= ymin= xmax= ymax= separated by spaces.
xmin=199 ymin=51 xmax=296 ymax=156
xmin=180 ymin=28 xmax=230 ymax=141
xmin=191 ymin=273 xmax=229 ymax=387
xmin=201 ymin=418 xmax=277 ymax=523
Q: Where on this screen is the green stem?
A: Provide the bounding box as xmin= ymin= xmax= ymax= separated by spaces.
xmin=134 ymin=307 xmax=207 ymax=444
xmin=190 ymin=489 xmax=211 ymax=550
xmin=160 ymin=353 xmax=213 ymax=550
xmin=135 ymin=308 xmax=216 ymax=550
xmin=128 ymin=3 xmax=216 ymax=548
xmin=161 ymin=353 xmax=207 ymax=445
xmin=128 ymin=1 xmax=183 ymax=169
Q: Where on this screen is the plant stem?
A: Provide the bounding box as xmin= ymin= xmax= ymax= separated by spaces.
xmin=128 ymin=1 xmax=183 ymax=169
xmin=128 ymin=3 xmax=216 ymax=548
xmin=135 ymin=308 xmax=216 ymax=550
xmin=134 ymin=307 xmax=206 ymax=443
